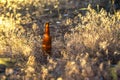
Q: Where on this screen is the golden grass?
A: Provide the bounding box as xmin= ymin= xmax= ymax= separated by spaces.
xmin=0 ymin=0 xmax=120 ymax=80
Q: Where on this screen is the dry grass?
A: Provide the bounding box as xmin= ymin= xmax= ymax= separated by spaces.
xmin=0 ymin=0 xmax=120 ymax=80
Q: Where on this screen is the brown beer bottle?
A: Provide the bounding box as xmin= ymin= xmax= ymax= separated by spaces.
xmin=42 ymin=22 xmax=51 ymax=55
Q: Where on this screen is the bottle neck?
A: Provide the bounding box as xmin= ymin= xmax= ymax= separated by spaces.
xmin=45 ymin=23 xmax=50 ymax=34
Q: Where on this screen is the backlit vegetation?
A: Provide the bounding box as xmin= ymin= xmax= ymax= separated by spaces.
xmin=0 ymin=0 xmax=120 ymax=80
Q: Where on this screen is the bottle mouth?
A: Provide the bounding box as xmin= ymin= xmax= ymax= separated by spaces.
xmin=45 ymin=21 xmax=52 ymax=24
xmin=45 ymin=22 xmax=49 ymax=27
xmin=45 ymin=22 xmax=49 ymax=25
